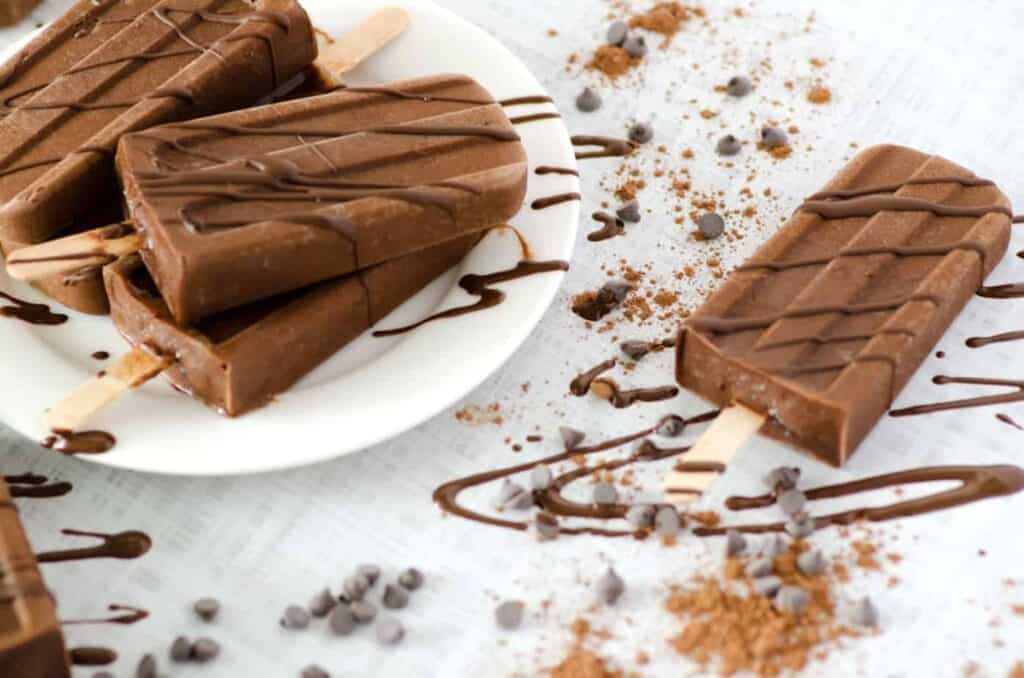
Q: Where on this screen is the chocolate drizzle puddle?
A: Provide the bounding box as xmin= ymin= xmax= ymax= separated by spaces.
xmin=372 ymin=260 xmax=569 ymax=337
xmin=0 ymin=291 xmax=68 ymax=325
xmin=996 ymin=413 xmax=1024 ymax=431
xmin=42 ymin=430 xmax=116 ymax=455
xmin=69 ymin=647 xmax=117 ymax=666
xmin=569 ymin=359 xmax=617 ymax=395
xmin=36 ymin=529 xmax=152 ymax=563
xmin=890 ymin=376 xmax=1024 ymax=417
xmin=531 ymin=192 xmax=582 ymax=210
xmin=63 ymin=604 xmax=150 ymax=626
xmin=571 ymin=135 xmax=638 ymax=160
xmin=589 ymin=378 xmax=679 ymax=408
xmin=588 ymin=211 xmax=625 ymax=242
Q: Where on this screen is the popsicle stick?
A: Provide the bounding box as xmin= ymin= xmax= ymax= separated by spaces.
xmin=5 ymin=223 xmax=141 ymax=282
xmin=314 ymin=7 xmax=411 ymax=86
xmin=663 ymin=403 xmax=766 ymax=505
xmin=45 ymin=348 xmax=170 ymax=433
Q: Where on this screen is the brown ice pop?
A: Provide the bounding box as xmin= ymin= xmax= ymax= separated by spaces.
xmin=0 ymin=0 xmax=317 ymax=314
xmin=104 ymin=233 xmax=480 ymax=416
xmin=0 ymin=479 xmax=69 ymax=678
xmin=114 ymin=74 xmax=527 ymax=324
xmin=677 ymin=144 xmax=1012 ymax=466
xmin=0 ymin=0 xmax=39 ymax=25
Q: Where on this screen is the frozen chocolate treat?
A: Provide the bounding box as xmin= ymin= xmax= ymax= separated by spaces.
xmin=116 ymin=74 xmax=528 ymax=324
xmin=0 ymin=0 xmax=39 ymax=25
xmin=678 ymin=145 xmax=1011 ymax=465
xmin=0 ymin=0 xmax=317 ymax=314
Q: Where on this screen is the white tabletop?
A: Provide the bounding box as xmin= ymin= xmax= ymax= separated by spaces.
xmin=3 ymin=1 xmax=1024 ymax=676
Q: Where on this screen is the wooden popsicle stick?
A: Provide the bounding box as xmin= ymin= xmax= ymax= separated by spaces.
xmin=313 ymin=7 xmax=410 ymax=86
xmin=45 ymin=348 xmax=170 ymax=433
xmin=663 ymin=403 xmax=766 ymax=506
xmin=6 ymin=223 xmax=141 ymax=282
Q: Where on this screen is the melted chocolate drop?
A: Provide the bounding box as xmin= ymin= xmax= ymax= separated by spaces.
xmin=531 ymin=192 xmax=581 ymax=210
xmin=996 ymin=413 xmax=1024 ymax=431
xmin=9 ymin=482 xmax=73 ymax=499
xmin=91 ymin=351 xmax=110 ymax=360
xmin=36 ymin=529 xmax=152 ymax=563
xmin=69 ymin=647 xmax=117 ymax=666
xmin=0 ymin=291 xmax=68 ymax=325
xmin=41 ymin=430 xmax=116 ymax=455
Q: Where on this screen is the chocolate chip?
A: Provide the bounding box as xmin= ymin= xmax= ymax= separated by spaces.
xmin=616 ymin=199 xmax=641 ymax=223
xmin=596 ymin=567 xmax=625 ymax=605
xmin=376 ymin=618 xmax=405 ymax=645
xmin=280 ymin=605 xmax=311 ymax=630
xmin=623 ymin=34 xmax=647 ymax=58
xmin=398 ymin=568 xmax=424 ymax=591
xmin=760 ymin=126 xmax=788 ymax=148
xmin=170 ymin=636 xmax=191 ymax=662
xmin=745 ymin=557 xmax=774 ymax=578
xmin=725 ymin=529 xmax=747 ymax=557
xmin=531 ymin=464 xmax=553 ymax=491
xmin=619 ymin=340 xmax=650 ymax=361
xmin=191 ymin=637 xmax=220 ymax=662
xmin=592 ymin=482 xmax=618 ymax=505
xmin=382 ymin=583 xmax=410 ymax=609
xmin=777 ymin=489 xmax=807 ymax=516
xmin=764 ymin=466 xmax=801 ymax=492
xmin=726 ymin=75 xmax=752 ymax=97
xmin=655 ymin=415 xmax=686 ymax=437
xmin=774 ymin=586 xmax=809 ymax=614
xmin=343 ymin=574 xmax=370 ymax=601
xmin=696 ymin=212 xmax=725 ymax=239
xmin=784 ymin=513 xmax=815 ymax=539
xmin=655 ymin=506 xmax=681 ymax=538
xmin=764 ymin=535 xmax=789 ymax=557
xmin=533 ymin=510 xmax=560 ymax=541
xmin=625 ymin=503 xmax=656 ymax=530
xmin=602 ymin=279 xmax=633 ymax=302
xmin=495 ymin=479 xmax=533 ymax=510
xmin=752 ymin=575 xmax=782 ymax=597
xmin=136 ymin=653 xmax=157 ymax=678
xmin=715 ymin=134 xmax=742 ymax=156
xmin=193 ymin=597 xmax=220 ymax=622
xmin=301 ymin=665 xmax=330 ymax=678
xmin=495 ymin=600 xmax=525 ymax=630
xmin=606 ymin=20 xmax=628 ymax=45
xmin=576 ymin=87 xmax=602 ymax=112
xmin=328 ymin=604 xmax=356 ymax=636
xmin=351 ymin=600 xmax=377 ymax=624
xmin=559 ymin=426 xmax=586 ymax=450
xmin=628 ymin=122 xmax=654 ymax=144
xmin=357 ymin=564 xmax=381 ymax=586
xmin=309 ymin=588 xmax=337 ymax=618
xmin=851 ymin=596 xmax=878 ymax=626
xmin=796 ymin=549 xmax=826 ymax=576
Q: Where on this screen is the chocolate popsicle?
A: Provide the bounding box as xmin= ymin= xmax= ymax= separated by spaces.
xmin=0 ymin=479 xmax=69 ymax=678
xmin=0 ymin=0 xmax=317 ymax=314
xmin=0 ymin=0 xmax=39 ymax=26
xmin=677 ymin=144 xmax=1011 ymax=465
xmin=115 ymin=74 xmax=528 ymax=324
xmin=104 ymin=233 xmax=479 ymax=416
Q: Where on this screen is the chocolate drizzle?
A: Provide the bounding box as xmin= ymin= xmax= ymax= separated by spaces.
xmin=588 ymin=211 xmax=625 ymax=242
xmin=42 ymin=430 xmax=116 ymax=455
xmin=69 ymin=647 xmax=117 ymax=666
xmin=806 ymin=175 xmax=996 ymax=201
xmin=509 ymin=112 xmax=561 ymax=126
xmin=0 ymin=291 xmax=68 ymax=325
xmin=890 ymin=376 xmax=1024 ymax=417
xmin=571 ymin=135 xmax=637 ymax=160
xmin=531 ymin=192 xmax=582 ymax=210
xmin=372 ymin=260 xmax=569 ymax=337
xmin=9 ymin=481 xmax=73 ymax=499
xmin=63 ymin=604 xmax=149 ymax=626
xmin=534 ymin=166 xmax=579 ymax=177
xmin=36 ymin=529 xmax=151 ymax=563
xmin=569 ymin=359 xmax=617 ymax=395
xmin=966 ymin=330 xmax=1024 ymax=349
xmin=589 ymin=378 xmax=680 ymax=408
xmin=996 ymin=413 xmax=1024 ymax=431
xmin=800 ymin=195 xmax=1012 ymax=220
xmin=976 ymin=282 xmax=1024 ymax=299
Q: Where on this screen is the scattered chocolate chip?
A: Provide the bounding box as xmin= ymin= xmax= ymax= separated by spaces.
xmin=715 ymin=134 xmax=742 ymax=156
xmin=726 ymin=75 xmax=752 ymax=97
xmin=382 ymin=583 xmax=410 ymax=609
xmin=602 ymin=279 xmax=633 ymax=302
xmin=351 ymin=600 xmax=377 ymax=624
xmin=655 ymin=415 xmax=686 ymax=437
xmin=193 ymin=597 xmax=220 ymax=622
xmin=777 ymin=489 xmax=807 ymax=516
xmin=533 ymin=511 xmax=560 ymax=541
xmin=398 ymin=568 xmax=424 ymax=591
xmin=623 ymin=34 xmax=647 ymax=58
xmin=764 ymin=466 xmax=801 ymax=492
xmin=592 ymin=482 xmax=618 ymax=505
xmin=764 ymin=535 xmax=789 ymax=557
xmin=774 ymin=586 xmax=809 ymax=614
xmin=495 ymin=479 xmax=533 ymax=510
xmin=696 ymin=212 xmax=725 ymax=239
xmin=191 ymin=638 xmax=220 ymax=662
xmin=616 ymin=199 xmax=641 ymax=223
xmin=628 ymin=121 xmax=654 ymax=144
xmin=655 ymin=506 xmax=681 ymax=538
xmin=752 ymin=575 xmax=782 ymax=598
xmin=760 ymin=126 xmax=788 ymax=148
xmin=170 ymin=636 xmax=191 ymax=662
xmin=796 ymin=549 xmax=826 ymax=576
xmin=280 ymin=605 xmax=311 ymax=630
xmin=606 ymin=20 xmax=628 ymax=46
xmin=376 ymin=618 xmax=405 ymax=645
xmin=619 ymin=340 xmax=650 ymax=361
xmin=559 ymin=426 xmax=586 ymax=450
xmin=309 ymin=588 xmax=337 ymax=618
xmin=784 ymin=513 xmax=815 ymax=539
xmin=301 ymin=665 xmax=330 ymax=678
xmin=745 ymin=557 xmax=774 ymax=578
xmin=343 ymin=574 xmax=370 ymax=602
xmin=725 ymin=529 xmax=747 ymax=557
xmin=851 ymin=596 xmax=878 ymax=627
xmin=576 ymin=87 xmax=602 ymax=112
xmin=596 ymin=568 xmax=625 ymax=605
xmin=357 ymin=564 xmax=381 ymax=586
xmin=136 ymin=653 xmax=157 ymax=678
xmin=625 ymin=503 xmax=657 ymax=530
xmin=495 ymin=600 xmax=525 ymax=630
xmin=530 ymin=465 xmax=554 ymax=491
xmin=328 ymin=604 xmax=356 ymax=636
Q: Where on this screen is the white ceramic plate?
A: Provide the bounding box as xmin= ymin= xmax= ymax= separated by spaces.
xmin=0 ymin=0 xmax=578 ymax=475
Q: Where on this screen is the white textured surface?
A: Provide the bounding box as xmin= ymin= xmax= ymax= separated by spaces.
xmin=3 ymin=1 xmax=1024 ymax=676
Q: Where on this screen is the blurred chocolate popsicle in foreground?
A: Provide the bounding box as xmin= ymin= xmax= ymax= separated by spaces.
xmin=0 ymin=0 xmax=39 ymax=26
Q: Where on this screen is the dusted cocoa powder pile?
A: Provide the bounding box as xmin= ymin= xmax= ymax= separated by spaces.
xmin=807 ymin=85 xmax=832 ymax=104
xmin=549 ymin=648 xmax=622 ymax=678
xmin=589 ymin=45 xmax=637 ymax=78
xmin=454 ymin=402 xmax=504 ymax=425
xmin=628 ymin=2 xmax=701 ymax=43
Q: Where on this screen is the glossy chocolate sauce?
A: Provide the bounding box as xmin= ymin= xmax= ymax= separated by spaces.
xmin=569 ymin=359 xmax=616 ymax=396
xmin=41 ymin=430 xmax=116 ymax=455
xmin=0 ymin=291 xmax=68 ymax=325
xmin=36 ymin=529 xmax=151 ymax=563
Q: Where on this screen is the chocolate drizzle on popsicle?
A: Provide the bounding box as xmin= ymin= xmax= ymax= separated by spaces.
xmin=0 ymin=291 xmax=68 ymax=325
xmin=36 ymin=529 xmax=151 ymax=563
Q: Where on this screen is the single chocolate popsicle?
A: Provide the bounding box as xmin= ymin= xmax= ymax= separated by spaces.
xmin=677 ymin=144 xmax=1011 ymax=465
xmin=105 ymin=233 xmax=479 ymax=416
xmin=115 ymin=74 xmax=528 ymax=324
xmin=0 ymin=479 xmax=69 ymax=678
xmin=0 ymin=0 xmax=317 ymax=314
xmin=0 ymin=0 xmax=39 ymax=26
